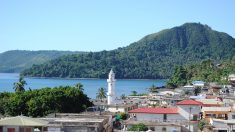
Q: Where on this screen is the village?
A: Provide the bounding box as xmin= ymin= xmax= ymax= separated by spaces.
xmin=0 ymin=70 xmax=235 ymax=132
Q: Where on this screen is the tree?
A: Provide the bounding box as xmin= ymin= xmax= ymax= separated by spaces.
xmin=167 ymin=66 xmax=188 ymax=88
xmin=13 ymin=76 xmax=27 ymax=92
xmin=130 ymin=91 xmax=137 ymax=96
xmin=198 ymin=119 xmax=208 ymax=131
xmin=127 ymin=123 xmax=148 ymax=131
xmin=120 ymin=94 xmax=126 ymax=99
xmin=96 ymin=87 xmax=106 ymax=101
xmin=75 ymin=83 xmax=84 ymax=91
xmin=1 ymin=86 xmax=93 ymax=117
xmin=149 ymin=84 xmax=158 ymax=93
xmin=194 ymin=87 xmax=201 ymax=96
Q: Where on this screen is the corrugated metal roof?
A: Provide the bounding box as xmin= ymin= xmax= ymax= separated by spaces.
xmin=0 ymin=116 xmax=48 ymax=126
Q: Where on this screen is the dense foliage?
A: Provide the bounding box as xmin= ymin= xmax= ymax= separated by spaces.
xmin=21 ymin=23 xmax=235 ymax=79
xmin=167 ymin=56 xmax=235 ymax=88
xmin=0 ymin=86 xmax=93 ymax=117
xmin=0 ymin=50 xmax=82 ymax=72
xmin=127 ymin=123 xmax=148 ymax=131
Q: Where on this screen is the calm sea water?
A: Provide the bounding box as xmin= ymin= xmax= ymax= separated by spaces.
xmin=0 ymin=73 xmax=166 ymax=99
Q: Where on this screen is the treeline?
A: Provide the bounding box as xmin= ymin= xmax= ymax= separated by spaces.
xmin=0 ymin=86 xmax=93 ymax=117
xmin=21 ymin=23 xmax=235 ymax=79
xmin=167 ymin=56 xmax=235 ymax=88
xmin=0 ymin=50 xmax=83 ymax=73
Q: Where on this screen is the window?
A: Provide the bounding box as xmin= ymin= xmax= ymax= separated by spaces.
xmin=192 ymin=115 xmax=198 ymax=121
xmin=163 ymin=114 xmax=167 ymax=122
xmin=232 ymin=115 xmax=235 ymax=119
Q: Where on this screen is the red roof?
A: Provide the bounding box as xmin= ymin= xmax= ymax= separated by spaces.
xmin=128 ymin=107 xmax=178 ymax=114
xmin=177 ymin=100 xmax=202 ymax=105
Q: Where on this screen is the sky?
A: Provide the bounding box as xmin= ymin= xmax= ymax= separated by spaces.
xmin=0 ymin=0 xmax=235 ymax=53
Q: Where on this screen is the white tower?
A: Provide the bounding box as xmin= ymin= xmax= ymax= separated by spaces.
xmin=107 ymin=69 xmax=116 ymax=105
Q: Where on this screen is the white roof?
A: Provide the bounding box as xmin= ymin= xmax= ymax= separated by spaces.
xmin=201 ymin=107 xmax=231 ymax=112
xmin=0 ymin=116 xmax=48 ymax=126
xmin=159 ymin=91 xmax=179 ymax=95
xmin=213 ymin=118 xmax=235 ymax=124
xmin=184 ymin=85 xmax=194 ymax=88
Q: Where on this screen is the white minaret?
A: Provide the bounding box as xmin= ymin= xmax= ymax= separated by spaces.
xmin=107 ymin=69 xmax=116 ymax=105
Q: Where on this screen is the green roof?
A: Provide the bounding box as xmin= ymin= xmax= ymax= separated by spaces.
xmin=0 ymin=116 xmax=48 ymax=126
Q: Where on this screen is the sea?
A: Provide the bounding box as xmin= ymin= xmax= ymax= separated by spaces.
xmin=0 ymin=73 xmax=167 ymax=99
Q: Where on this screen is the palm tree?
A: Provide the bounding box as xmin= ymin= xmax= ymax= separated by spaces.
xmin=13 ymin=76 xmax=27 ymax=92
xmin=96 ymin=87 xmax=107 ymax=101
xmin=75 ymin=83 xmax=84 ymax=91
xmin=149 ymin=84 xmax=157 ymax=93
xmin=120 ymin=94 xmax=126 ymax=99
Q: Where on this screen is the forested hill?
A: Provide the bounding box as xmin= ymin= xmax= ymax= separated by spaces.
xmin=0 ymin=50 xmax=82 ymax=72
xmin=21 ymin=23 xmax=235 ymax=79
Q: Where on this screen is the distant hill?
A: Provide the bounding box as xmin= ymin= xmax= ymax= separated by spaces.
xmin=0 ymin=50 xmax=83 ymax=72
xmin=21 ymin=23 xmax=235 ymax=79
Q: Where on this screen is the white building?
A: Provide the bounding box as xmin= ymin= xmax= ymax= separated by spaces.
xmin=126 ymin=100 xmax=202 ymax=132
xmin=107 ymin=69 xmax=116 ymax=105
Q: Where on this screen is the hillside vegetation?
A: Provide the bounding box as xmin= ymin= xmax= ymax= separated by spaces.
xmin=0 ymin=50 xmax=82 ymax=72
xmin=22 ymin=23 xmax=235 ymax=79
xmin=167 ymin=56 xmax=235 ymax=87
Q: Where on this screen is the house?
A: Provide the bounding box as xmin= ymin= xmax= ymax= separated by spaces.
xmin=209 ymin=110 xmax=235 ymax=132
xmin=210 ymin=119 xmax=235 ymax=132
xmin=183 ymin=85 xmax=195 ymax=95
xmin=197 ymin=98 xmax=224 ymax=107
xmin=0 ymin=115 xmax=48 ymax=132
xmin=125 ymin=100 xmax=202 ymax=132
xmin=228 ymin=74 xmax=235 ymax=82
xmin=42 ymin=113 xmax=113 ymax=132
xmin=192 ymin=81 xmax=205 ymax=87
xmin=201 ymin=107 xmax=231 ymax=121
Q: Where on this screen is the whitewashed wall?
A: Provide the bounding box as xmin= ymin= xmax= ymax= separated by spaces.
xmin=135 ymin=113 xmax=184 ymax=122
xmin=177 ymin=105 xmax=201 ymax=120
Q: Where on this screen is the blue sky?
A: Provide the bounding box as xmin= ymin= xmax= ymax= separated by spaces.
xmin=0 ymin=0 xmax=235 ymax=53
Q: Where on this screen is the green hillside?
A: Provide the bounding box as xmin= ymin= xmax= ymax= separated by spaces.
xmin=21 ymin=23 xmax=235 ymax=79
xmin=167 ymin=56 xmax=235 ymax=87
xmin=0 ymin=50 xmax=82 ymax=72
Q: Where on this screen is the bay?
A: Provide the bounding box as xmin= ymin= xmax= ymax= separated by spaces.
xmin=0 ymin=73 xmax=166 ymax=99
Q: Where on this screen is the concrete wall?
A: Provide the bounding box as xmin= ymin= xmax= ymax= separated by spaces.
xmin=135 ymin=113 xmax=185 ymax=122
xmin=177 ymin=105 xmax=201 ymax=120
xmin=108 ymin=107 xmax=125 ymax=113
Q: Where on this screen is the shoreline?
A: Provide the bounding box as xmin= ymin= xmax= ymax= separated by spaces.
xmin=0 ymin=73 xmax=168 ymax=80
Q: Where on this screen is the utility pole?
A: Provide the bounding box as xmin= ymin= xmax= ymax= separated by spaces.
xmin=189 ymin=107 xmax=192 ymax=132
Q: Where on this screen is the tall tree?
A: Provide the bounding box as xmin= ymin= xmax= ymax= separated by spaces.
xmin=74 ymin=83 xmax=84 ymax=91
xmin=149 ymin=84 xmax=158 ymax=93
xmin=96 ymin=87 xmax=107 ymax=101
xmin=13 ymin=76 xmax=27 ymax=92
xmin=131 ymin=91 xmax=137 ymax=96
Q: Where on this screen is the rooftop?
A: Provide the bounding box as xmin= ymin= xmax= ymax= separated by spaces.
xmin=128 ymin=107 xmax=178 ymax=114
xmin=201 ymin=107 xmax=231 ymax=112
xmin=177 ymin=100 xmax=202 ymax=105
xmin=0 ymin=116 xmax=48 ymax=126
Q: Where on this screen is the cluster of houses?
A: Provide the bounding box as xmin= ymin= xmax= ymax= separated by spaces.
xmin=0 ymin=71 xmax=235 ymax=132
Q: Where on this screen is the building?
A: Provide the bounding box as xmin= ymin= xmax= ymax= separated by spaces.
xmin=192 ymin=81 xmax=205 ymax=87
xmin=201 ymin=107 xmax=231 ymax=121
xmin=42 ymin=113 xmax=113 ymax=132
xmin=107 ymin=69 xmax=116 ymax=105
xmin=0 ymin=115 xmax=48 ymax=132
xmin=125 ymin=100 xmax=202 ymax=132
